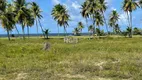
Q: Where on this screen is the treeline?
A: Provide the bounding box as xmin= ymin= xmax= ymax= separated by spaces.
xmin=51 ymin=0 xmax=142 ymax=38
xmin=0 ymin=0 xmax=46 ymax=40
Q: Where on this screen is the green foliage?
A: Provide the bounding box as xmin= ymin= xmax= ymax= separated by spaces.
xmin=133 ymin=27 xmax=141 ymax=35
xmin=44 ymin=29 xmax=50 ymax=39
xmin=96 ymin=28 xmax=105 ymax=36
xmin=51 ymin=4 xmax=70 ymax=35
xmin=73 ymin=28 xmax=80 ymax=36
xmin=121 ymin=27 xmax=132 ymax=37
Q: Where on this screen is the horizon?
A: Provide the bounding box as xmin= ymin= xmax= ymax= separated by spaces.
xmin=0 ymin=0 xmax=142 ymax=34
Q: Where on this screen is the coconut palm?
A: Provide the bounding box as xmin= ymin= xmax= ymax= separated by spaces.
xmin=73 ymin=28 xmax=80 ymax=36
xmin=31 ymin=2 xmax=44 ymax=37
xmin=81 ymin=1 xmax=89 ymax=33
xmin=24 ymin=12 xmax=34 ymax=38
xmin=52 ymin=4 xmax=70 ymax=36
xmin=109 ymin=10 xmax=119 ymax=34
xmin=114 ymin=24 xmax=121 ymax=34
xmin=78 ymin=22 xmax=84 ymax=34
xmin=95 ymin=12 xmax=104 ymax=37
xmin=86 ymin=0 xmax=99 ymax=34
xmin=7 ymin=3 xmax=20 ymax=36
xmin=13 ymin=0 xmax=30 ymax=39
xmin=0 ymin=2 xmax=15 ymax=40
xmin=98 ymin=0 xmax=108 ymax=34
xmin=88 ymin=25 xmax=94 ymax=36
xmin=44 ymin=29 xmax=50 ymax=39
xmin=122 ymin=0 xmax=139 ymax=38
xmin=51 ymin=4 xmax=62 ymax=36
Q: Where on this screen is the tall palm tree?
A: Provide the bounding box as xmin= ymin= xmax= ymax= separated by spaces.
xmin=78 ymin=22 xmax=84 ymax=34
xmin=81 ymin=1 xmax=89 ymax=34
xmin=122 ymin=0 xmax=139 ymax=38
xmin=52 ymin=4 xmax=62 ymax=36
xmin=24 ymin=12 xmax=34 ymax=38
xmin=0 ymin=2 xmax=15 ymax=40
xmin=7 ymin=3 xmax=20 ymax=36
xmin=13 ymin=0 xmax=30 ymax=39
xmin=31 ymin=2 xmax=44 ymax=37
xmin=95 ymin=12 xmax=104 ymax=37
xmin=109 ymin=10 xmax=119 ymax=34
xmin=86 ymin=0 xmax=99 ymax=34
xmin=98 ymin=0 xmax=108 ymax=34
xmin=52 ymin=4 xmax=70 ymax=36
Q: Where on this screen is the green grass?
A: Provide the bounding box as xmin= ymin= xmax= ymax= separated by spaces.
xmin=0 ymin=37 xmax=142 ymax=80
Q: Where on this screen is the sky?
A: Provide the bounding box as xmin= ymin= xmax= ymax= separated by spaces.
xmin=0 ymin=0 xmax=142 ymax=34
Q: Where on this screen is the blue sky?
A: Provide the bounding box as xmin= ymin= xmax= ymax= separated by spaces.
xmin=0 ymin=0 xmax=142 ymax=34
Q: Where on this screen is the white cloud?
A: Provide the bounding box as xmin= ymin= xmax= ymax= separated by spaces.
xmin=52 ymin=0 xmax=60 ymax=5
xmin=119 ymin=12 xmax=128 ymax=26
xmin=111 ymin=7 xmax=116 ymax=11
xmin=106 ymin=0 xmax=112 ymax=4
xmin=71 ymin=1 xmax=81 ymax=10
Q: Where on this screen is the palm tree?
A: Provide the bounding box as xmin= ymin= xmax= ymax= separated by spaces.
xmin=7 ymin=3 xmax=20 ymax=36
xmin=78 ymin=22 xmax=84 ymax=34
xmin=73 ymin=28 xmax=80 ymax=36
xmin=52 ymin=4 xmax=70 ymax=36
xmin=24 ymin=12 xmax=34 ymax=38
xmin=109 ymin=10 xmax=119 ymax=34
xmin=122 ymin=0 xmax=139 ymax=38
xmin=95 ymin=12 xmax=104 ymax=37
xmin=31 ymin=2 xmax=44 ymax=37
xmin=44 ymin=29 xmax=50 ymax=39
xmin=88 ymin=25 xmax=94 ymax=36
xmin=115 ymin=24 xmax=121 ymax=34
xmin=81 ymin=1 xmax=89 ymax=34
xmin=13 ymin=0 xmax=30 ymax=39
xmin=0 ymin=2 xmax=15 ymax=40
xmin=98 ymin=0 xmax=108 ymax=34
xmin=86 ymin=0 xmax=99 ymax=34
xmin=51 ymin=4 xmax=62 ymax=36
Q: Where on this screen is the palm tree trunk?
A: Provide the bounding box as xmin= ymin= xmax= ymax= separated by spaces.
xmin=86 ymin=18 xmax=90 ymax=39
xmin=86 ymin=18 xmax=89 ymax=34
xmin=27 ymin=26 xmax=29 ymax=38
xmin=38 ymin=19 xmax=45 ymax=38
xmin=130 ymin=12 xmax=132 ymax=38
xmin=126 ymin=12 xmax=132 ymax=38
xmin=36 ymin=19 xmax=38 ymax=35
xmin=127 ymin=12 xmax=131 ymax=27
xmin=64 ymin=26 xmax=67 ymax=36
xmin=93 ymin=21 xmax=96 ymax=34
xmin=113 ymin=26 xmax=115 ymax=34
xmin=92 ymin=15 xmax=96 ymax=34
xmin=98 ymin=26 xmax=101 ymax=38
xmin=57 ymin=24 xmax=59 ymax=36
xmin=6 ymin=29 xmax=10 ymax=41
xmin=15 ymin=25 xmax=20 ymax=36
xmin=102 ymin=11 xmax=109 ymax=35
xmin=22 ymin=24 xmax=25 ymax=39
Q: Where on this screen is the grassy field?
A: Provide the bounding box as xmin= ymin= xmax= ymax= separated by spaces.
xmin=0 ymin=37 xmax=142 ymax=80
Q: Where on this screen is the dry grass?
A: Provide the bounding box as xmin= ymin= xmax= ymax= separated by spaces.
xmin=0 ymin=36 xmax=142 ymax=80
